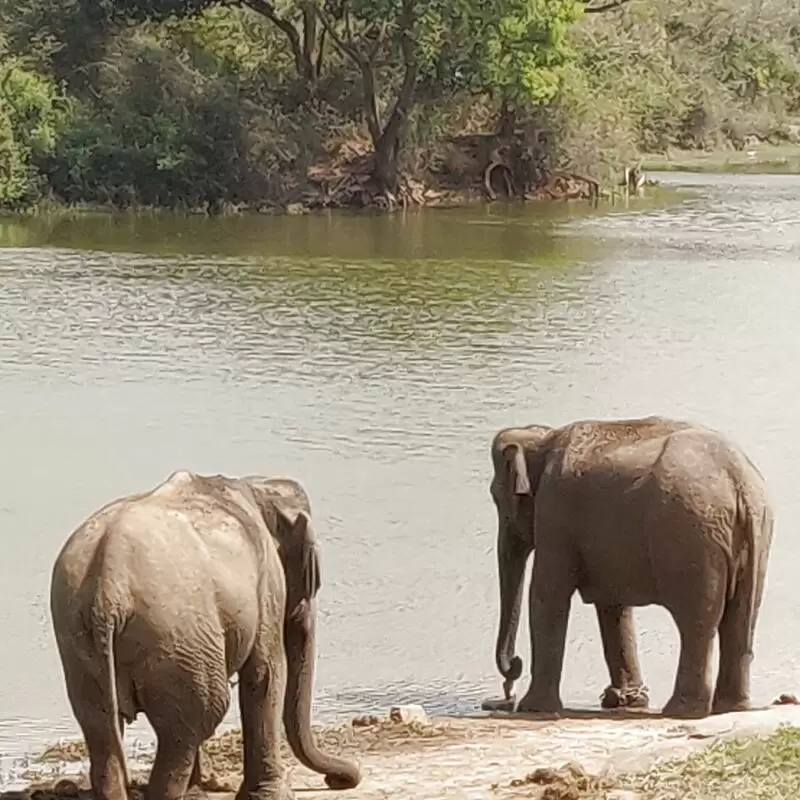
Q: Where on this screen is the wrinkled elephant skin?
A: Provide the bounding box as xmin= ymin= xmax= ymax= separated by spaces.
xmin=50 ymin=471 xmax=361 ymax=800
xmin=490 ymin=416 xmax=774 ymax=720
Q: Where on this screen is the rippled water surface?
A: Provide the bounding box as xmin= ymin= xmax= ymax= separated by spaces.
xmin=2 ymin=172 xmax=800 ymax=763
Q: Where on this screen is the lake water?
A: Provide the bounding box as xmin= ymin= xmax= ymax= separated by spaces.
xmin=1 ymin=172 xmax=800 ymax=766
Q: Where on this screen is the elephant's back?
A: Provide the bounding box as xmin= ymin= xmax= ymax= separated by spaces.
xmin=51 ymin=497 xmax=135 ymax=608
xmin=656 ymin=426 xmax=768 ymax=499
xmin=56 ymin=493 xmax=262 ymax=615
xmin=97 ymin=499 xmax=265 ymax=652
xmin=104 ymin=494 xmax=267 ymax=593
xmin=553 ymin=418 xmax=759 ymax=491
xmin=542 ymin=423 xmax=756 ymax=535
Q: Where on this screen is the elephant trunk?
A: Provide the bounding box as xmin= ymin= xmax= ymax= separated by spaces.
xmin=283 ymin=603 xmax=361 ymax=790
xmin=495 ymin=533 xmax=531 ymax=682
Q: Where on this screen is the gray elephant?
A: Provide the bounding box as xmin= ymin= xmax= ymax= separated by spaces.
xmin=491 ymin=416 xmax=774 ymax=719
xmin=50 ymin=471 xmax=361 ymax=800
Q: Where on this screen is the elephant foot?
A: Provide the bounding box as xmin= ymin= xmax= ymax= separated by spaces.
xmin=712 ymin=695 xmax=753 ymax=715
xmin=516 ymin=690 xmax=563 ymax=716
xmin=600 ymin=684 xmax=650 ymax=710
xmin=236 ymin=780 xmax=295 ymax=800
xmin=661 ymin=695 xmax=711 ymax=720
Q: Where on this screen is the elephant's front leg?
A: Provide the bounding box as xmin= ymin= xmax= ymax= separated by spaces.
xmin=516 ymin=550 xmax=575 ymax=714
xmin=596 ymin=605 xmax=649 ymax=710
xmin=237 ymin=632 xmax=293 ymax=800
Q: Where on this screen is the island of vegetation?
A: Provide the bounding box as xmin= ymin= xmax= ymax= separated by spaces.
xmin=1 ymin=0 xmax=800 ymax=212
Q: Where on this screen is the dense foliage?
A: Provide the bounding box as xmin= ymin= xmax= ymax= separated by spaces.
xmin=0 ymin=0 xmax=799 ymax=210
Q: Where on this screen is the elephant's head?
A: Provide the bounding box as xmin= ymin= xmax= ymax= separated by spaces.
xmin=247 ymin=478 xmax=361 ymax=790
xmin=489 ymin=425 xmax=554 ymax=688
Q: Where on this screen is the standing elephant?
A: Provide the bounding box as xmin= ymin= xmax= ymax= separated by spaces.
xmin=50 ymin=471 xmax=361 ymax=800
xmin=491 ymin=416 xmax=774 ymax=719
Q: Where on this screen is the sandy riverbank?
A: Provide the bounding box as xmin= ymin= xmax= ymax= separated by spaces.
xmin=13 ymin=704 xmax=800 ymax=800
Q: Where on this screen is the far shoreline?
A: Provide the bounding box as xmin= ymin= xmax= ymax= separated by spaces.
xmin=641 ymin=142 xmax=800 ymax=175
xmin=5 ymin=143 xmax=800 ymax=222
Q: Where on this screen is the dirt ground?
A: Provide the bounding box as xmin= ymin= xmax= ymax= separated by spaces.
xmin=14 ymin=705 xmax=800 ymax=800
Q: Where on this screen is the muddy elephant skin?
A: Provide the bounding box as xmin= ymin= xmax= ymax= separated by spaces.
xmin=50 ymin=471 xmax=361 ymax=800
xmin=491 ymin=415 xmax=774 ymax=719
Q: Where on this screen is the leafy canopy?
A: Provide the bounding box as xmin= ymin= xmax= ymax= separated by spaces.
xmin=79 ymin=0 xmax=588 ymax=107
xmin=319 ymin=0 xmax=587 ymax=104
xmin=472 ymin=0 xmax=585 ymax=102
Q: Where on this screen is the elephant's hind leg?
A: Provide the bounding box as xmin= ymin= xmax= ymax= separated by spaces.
xmin=188 ymin=750 xmax=204 ymax=790
xmin=58 ymin=647 xmax=129 ymax=800
xmin=139 ymin=654 xmax=230 ymax=800
xmin=147 ymin=733 xmax=200 ymax=800
xmin=713 ymin=556 xmax=767 ymax=714
xmin=713 ymin=610 xmax=753 ymax=713
xmin=236 ymin=625 xmax=292 ymax=800
xmin=662 ymin=575 xmax=726 ymax=720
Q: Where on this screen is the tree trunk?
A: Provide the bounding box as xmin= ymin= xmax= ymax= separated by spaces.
xmin=361 ymin=18 xmax=418 ymax=196
xmin=498 ymin=99 xmax=516 ymax=140
xmin=301 ymin=6 xmax=325 ymax=84
xmin=372 ymin=136 xmax=399 ymax=197
xmin=316 ymin=0 xmax=418 ymax=198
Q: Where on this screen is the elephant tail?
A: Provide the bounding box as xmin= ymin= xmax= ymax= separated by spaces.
xmin=732 ymin=489 xmax=773 ymax=618
xmin=92 ymin=612 xmax=130 ymax=789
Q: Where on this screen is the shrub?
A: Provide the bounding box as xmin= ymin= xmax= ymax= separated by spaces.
xmin=0 ymin=43 xmax=72 ymax=208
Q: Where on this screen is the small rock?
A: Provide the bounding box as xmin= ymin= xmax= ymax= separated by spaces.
xmin=606 ymin=791 xmax=642 ymax=800
xmin=351 ymin=714 xmax=381 ymax=727
xmin=285 ymin=202 xmax=307 ymax=215
xmin=389 ymin=704 xmax=428 ymax=724
xmin=773 ymin=693 xmax=799 ymax=705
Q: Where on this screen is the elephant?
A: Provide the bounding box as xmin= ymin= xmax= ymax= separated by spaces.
xmin=50 ymin=470 xmax=361 ymax=800
xmin=491 ymin=415 xmax=774 ymax=719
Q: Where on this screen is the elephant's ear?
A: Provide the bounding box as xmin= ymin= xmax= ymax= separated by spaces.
xmin=504 ymin=443 xmax=531 ymax=495
xmin=289 ymin=510 xmax=322 ymax=602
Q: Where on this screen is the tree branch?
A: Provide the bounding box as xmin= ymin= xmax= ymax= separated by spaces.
xmin=242 ymin=0 xmax=297 ymax=40
xmin=301 ymin=3 xmax=318 ymax=79
xmin=317 ymin=3 xmax=362 ymax=64
xmin=365 ymin=21 xmax=389 ymax=59
xmin=316 ymin=2 xmax=383 ymax=145
xmin=241 ymin=0 xmax=304 ymax=70
xmin=582 ymin=0 xmax=632 ymax=12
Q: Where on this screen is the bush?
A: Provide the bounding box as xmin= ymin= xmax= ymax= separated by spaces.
xmin=563 ymin=0 xmax=800 ymax=158
xmin=4 ymin=0 xmax=800 ymax=210
xmin=37 ymin=25 xmax=313 ymax=209
xmin=0 ymin=42 xmax=72 ymax=209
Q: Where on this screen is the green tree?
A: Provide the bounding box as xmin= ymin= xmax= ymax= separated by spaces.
xmin=0 ymin=43 xmax=73 ymax=208
xmin=1 ymin=0 xmax=328 ymax=97
xmin=314 ymin=0 xmax=629 ymax=196
xmin=9 ymin=0 xmax=628 ymax=199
